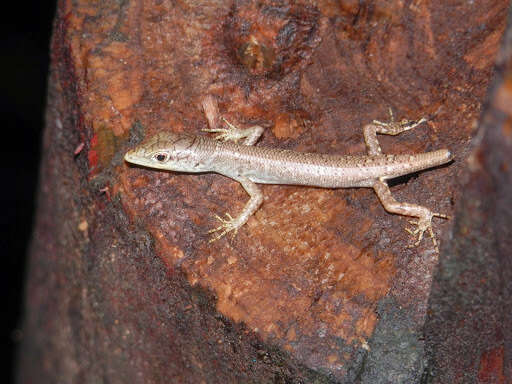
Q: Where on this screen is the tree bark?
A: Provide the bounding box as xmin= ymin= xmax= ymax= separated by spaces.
xmin=18 ymin=1 xmax=511 ymax=383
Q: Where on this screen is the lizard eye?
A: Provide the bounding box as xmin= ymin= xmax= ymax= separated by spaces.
xmin=153 ymin=152 xmax=170 ymax=163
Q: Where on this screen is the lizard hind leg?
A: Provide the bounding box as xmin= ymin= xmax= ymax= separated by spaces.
xmin=363 ymin=108 xmax=427 ymax=155
xmin=372 ymin=179 xmax=448 ymax=251
xmin=404 ymin=211 xmax=449 ymax=249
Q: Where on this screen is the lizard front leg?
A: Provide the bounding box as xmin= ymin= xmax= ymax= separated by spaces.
xmin=204 ymin=118 xmax=264 ymax=145
xmin=208 ymin=176 xmax=263 ymax=243
xmin=201 ymin=95 xmax=264 ymax=145
xmin=372 ymin=179 xmax=448 ymax=251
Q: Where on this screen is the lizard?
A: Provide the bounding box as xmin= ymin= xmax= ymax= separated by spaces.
xmin=124 ymin=95 xmax=453 ymax=249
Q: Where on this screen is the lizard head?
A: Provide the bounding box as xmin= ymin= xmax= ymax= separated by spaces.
xmin=124 ymin=132 xmax=206 ymax=172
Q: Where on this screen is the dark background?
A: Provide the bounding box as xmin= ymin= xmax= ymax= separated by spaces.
xmin=1 ymin=2 xmax=56 ymax=382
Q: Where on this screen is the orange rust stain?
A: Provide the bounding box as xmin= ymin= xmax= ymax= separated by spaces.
xmin=299 ymin=74 xmax=317 ymax=100
xmin=65 ymin=1 xmax=146 ymax=174
xmin=238 ymin=35 xmax=275 ymax=74
xmin=499 ymin=161 xmax=509 ymax=175
xmin=131 ymin=174 xmax=151 ymax=189
xmin=494 ymin=76 xmax=512 ymax=116
xmin=327 ymin=354 xmax=338 ymax=364
xmin=178 ymin=188 xmax=396 ymax=347
xmin=286 ymin=326 xmax=297 ymax=341
xmin=84 ymin=42 xmax=142 ymax=136
xmin=89 ymin=123 xmax=120 ymax=172
xmin=464 ymin=28 xmax=503 ymax=71
xmin=334 ymin=251 xmax=395 ymax=302
xmin=477 ymin=345 xmax=505 ymax=384
xmin=103 ymin=43 xmax=143 ymax=105
xmin=155 ymin=237 xmax=185 ymax=270
xmin=87 ymin=133 xmax=99 ymax=172
xmin=355 ymin=310 xmax=378 ymax=339
xmin=502 ymin=118 xmax=512 ymax=139
xmin=272 ymin=113 xmax=304 ymax=139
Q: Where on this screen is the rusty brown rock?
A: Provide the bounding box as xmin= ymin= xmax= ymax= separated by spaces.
xmin=19 ymin=0 xmax=511 ymax=383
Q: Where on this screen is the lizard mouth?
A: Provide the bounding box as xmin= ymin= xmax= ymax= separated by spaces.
xmin=124 ymin=149 xmax=148 ymax=166
xmin=124 ymin=150 xmax=136 ymax=163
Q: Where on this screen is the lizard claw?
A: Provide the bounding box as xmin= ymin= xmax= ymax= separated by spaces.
xmin=202 ymin=118 xmax=246 ymax=143
xmin=373 ymin=108 xmax=427 ymax=134
xmin=208 ymin=212 xmax=240 ymax=243
xmin=405 ymin=219 xmax=431 ymax=247
xmin=404 ymin=212 xmax=449 ymax=252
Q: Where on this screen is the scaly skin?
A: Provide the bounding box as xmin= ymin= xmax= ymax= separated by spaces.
xmin=124 ymin=97 xmax=453 ymax=250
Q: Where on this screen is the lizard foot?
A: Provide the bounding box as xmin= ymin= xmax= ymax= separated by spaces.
xmin=373 ymin=108 xmax=427 ymax=134
xmin=202 ymin=118 xmax=247 ymax=143
xmin=404 ymin=212 xmax=449 ymax=251
xmin=208 ymin=212 xmax=241 ymax=243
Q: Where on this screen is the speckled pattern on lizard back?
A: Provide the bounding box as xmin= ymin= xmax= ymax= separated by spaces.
xmin=124 ymin=96 xmax=452 ymax=250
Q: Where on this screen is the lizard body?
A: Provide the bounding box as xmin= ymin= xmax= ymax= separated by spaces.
xmin=125 ymin=132 xmax=450 ymax=188
xmin=125 ymin=97 xmax=453 ymax=249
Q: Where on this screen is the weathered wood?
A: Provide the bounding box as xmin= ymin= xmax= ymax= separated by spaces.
xmin=18 ymin=1 xmax=510 ymax=383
